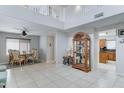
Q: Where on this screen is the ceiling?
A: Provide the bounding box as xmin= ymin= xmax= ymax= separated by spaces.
xmin=65 ymin=12 xmax=124 ymax=33
xmin=1 ymin=6 xmax=124 ymax=35
xmin=0 ymin=14 xmax=59 ymax=36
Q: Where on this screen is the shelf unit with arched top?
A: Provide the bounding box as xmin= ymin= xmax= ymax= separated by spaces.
xmin=72 ymin=32 xmax=91 ymax=72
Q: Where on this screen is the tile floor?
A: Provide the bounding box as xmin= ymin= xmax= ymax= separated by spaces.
xmin=5 ymin=62 xmax=124 ymax=88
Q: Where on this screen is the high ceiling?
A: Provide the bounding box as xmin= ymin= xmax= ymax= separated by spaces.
xmin=1 ymin=11 xmax=124 ymax=35
xmin=0 ymin=5 xmax=124 ymax=35
xmin=0 ymin=14 xmax=59 ymax=36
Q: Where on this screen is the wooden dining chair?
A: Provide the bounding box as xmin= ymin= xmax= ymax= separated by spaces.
xmin=27 ymin=49 xmax=39 ymax=63
xmin=11 ymin=50 xmax=25 ymax=66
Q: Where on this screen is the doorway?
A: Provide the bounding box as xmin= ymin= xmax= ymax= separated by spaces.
xmin=47 ymin=36 xmax=55 ymax=63
xmin=97 ymin=29 xmax=116 ymax=72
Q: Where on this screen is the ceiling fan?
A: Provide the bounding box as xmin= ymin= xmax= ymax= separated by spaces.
xmin=22 ymin=30 xmax=27 ymax=36
xmin=14 ymin=27 xmax=30 ymax=37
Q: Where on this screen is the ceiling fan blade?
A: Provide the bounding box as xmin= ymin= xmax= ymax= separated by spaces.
xmin=13 ymin=27 xmax=29 ymax=31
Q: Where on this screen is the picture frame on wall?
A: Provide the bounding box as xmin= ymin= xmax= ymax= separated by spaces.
xmin=118 ymin=29 xmax=124 ymax=37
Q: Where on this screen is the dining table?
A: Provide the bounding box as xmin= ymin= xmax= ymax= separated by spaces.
xmin=19 ymin=53 xmax=33 ymax=64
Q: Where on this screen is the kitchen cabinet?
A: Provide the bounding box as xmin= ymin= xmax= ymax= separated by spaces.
xmin=99 ymin=51 xmax=116 ymax=63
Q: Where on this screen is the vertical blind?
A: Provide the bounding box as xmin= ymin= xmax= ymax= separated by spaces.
xmin=6 ymin=38 xmax=30 ymax=55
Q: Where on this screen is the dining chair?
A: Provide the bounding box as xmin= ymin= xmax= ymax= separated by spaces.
xmin=11 ymin=50 xmax=25 ymax=66
xmin=33 ymin=49 xmax=39 ymax=62
xmin=28 ymin=49 xmax=39 ymax=63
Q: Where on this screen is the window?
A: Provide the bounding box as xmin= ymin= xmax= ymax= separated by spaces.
xmin=19 ymin=40 xmax=30 ymax=54
xmin=99 ymin=32 xmax=107 ymax=36
xmin=6 ymin=38 xmax=30 ymax=55
xmin=106 ymin=40 xmax=116 ymax=49
xmin=6 ymin=39 xmax=19 ymax=55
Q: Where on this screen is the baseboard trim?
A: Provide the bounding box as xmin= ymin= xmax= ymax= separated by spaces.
xmin=46 ymin=60 xmax=56 ymax=63
xmin=0 ymin=62 xmax=9 ymax=65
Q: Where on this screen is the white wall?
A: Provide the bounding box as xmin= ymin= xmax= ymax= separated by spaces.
xmin=90 ymin=33 xmax=98 ymax=69
xmin=40 ymin=35 xmax=47 ymax=62
xmin=55 ymin=31 xmax=68 ymax=64
xmin=68 ymin=36 xmax=73 ymax=50
xmin=39 ymin=31 xmax=69 ymax=64
xmin=116 ymin=26 xmax=124 ymax=76
xmin=116 ymin=36 xmax=124 ymax=75
xmin=98 ymin=29 xmax=116 ymax=40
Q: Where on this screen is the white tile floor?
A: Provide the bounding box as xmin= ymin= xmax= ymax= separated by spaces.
xmin=6 ymin=62 xmax=124 ymax=88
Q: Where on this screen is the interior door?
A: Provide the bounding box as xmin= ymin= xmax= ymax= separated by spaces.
xmin=47 ymin=36 xmax=55 ymax=63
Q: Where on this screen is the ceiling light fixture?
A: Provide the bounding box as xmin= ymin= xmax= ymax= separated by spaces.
xmin=76 ymin=5 xmax=81 ymax=11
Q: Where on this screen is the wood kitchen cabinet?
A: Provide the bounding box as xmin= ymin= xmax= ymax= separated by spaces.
xmin=99 ymin=52 xmax=108 ymax=63
xmin=99 ymin=39 xmax=106 ymax=49
xmin=108 ymin=52 xmax=116 ymax=61
xmin=99 ymin=51 xmax=116 ymax=63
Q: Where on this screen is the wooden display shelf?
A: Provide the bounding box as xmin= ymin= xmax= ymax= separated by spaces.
xmin=72 ymin=32 xmax=91 ymax=73
xmin=72 ymin=64 xmax=91 ymax=73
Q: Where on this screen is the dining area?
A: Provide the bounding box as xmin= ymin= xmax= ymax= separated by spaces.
xmin=8 ymin=49 xmax=39 ymax=67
